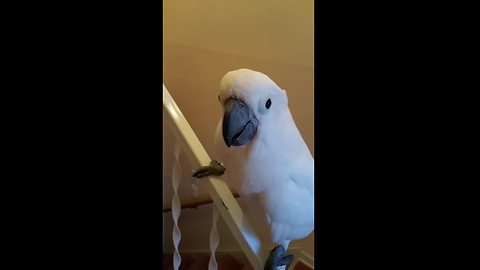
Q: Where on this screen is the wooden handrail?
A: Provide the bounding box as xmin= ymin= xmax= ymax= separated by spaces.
xmin=163 ymin=84 xmax=267 ymax=270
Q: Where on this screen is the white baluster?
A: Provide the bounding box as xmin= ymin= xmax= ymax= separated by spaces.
xmin=208 ymin=206 xmax=220 ymax=270
xmin=172 ymin=141 xmax=182 ymax=270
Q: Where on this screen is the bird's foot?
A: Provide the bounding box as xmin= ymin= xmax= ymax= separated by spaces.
xmin=264 ymin=245 xmax=294 ymax=270
xmin=192 ymin=160 xmax=226 ymax=178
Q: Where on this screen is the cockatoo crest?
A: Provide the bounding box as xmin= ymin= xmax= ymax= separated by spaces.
xmin=219 ymin=69 xmax=288 ymax=125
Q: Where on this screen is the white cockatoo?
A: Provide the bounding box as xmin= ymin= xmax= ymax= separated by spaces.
xmin=212 ymin=68 xmax=314 ymax=270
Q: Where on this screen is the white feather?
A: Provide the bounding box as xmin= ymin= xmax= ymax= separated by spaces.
xmin=214 ymin=69 xmax=314 ymax=249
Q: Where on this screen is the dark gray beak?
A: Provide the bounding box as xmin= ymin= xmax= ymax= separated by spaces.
xmin=222 ymin=97 xmax=258 ymax=147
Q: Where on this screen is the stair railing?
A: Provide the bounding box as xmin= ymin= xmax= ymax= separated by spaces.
xmin=163 ymin=84 xmax=266 ymax=270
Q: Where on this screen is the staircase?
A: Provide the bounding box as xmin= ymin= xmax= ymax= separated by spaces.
xmin=162 ymin=252 xmax=313 ymax=270
xmin=163 ymin=253 xmax=252 ymax=270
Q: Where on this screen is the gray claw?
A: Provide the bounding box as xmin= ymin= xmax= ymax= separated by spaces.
xmin=192 ymin=160 xmax=226 ymax=178
xmin=264 ymin=246 xmax=294 ymax=270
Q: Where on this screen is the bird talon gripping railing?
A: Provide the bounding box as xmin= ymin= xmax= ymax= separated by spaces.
xmin=163 ymin=84 xmax=267 ymax=270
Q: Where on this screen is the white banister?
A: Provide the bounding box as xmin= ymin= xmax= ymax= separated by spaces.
xmin=163 ymin=84 xmax=266 ymax=270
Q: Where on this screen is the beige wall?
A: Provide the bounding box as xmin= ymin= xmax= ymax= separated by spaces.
xmin=163 ymin=0 xmax=314 ymax=156
xmin=163 ymin=0 xmax=314 ymax=256
xmin=163 ymin=0 xmax=314 ymax=68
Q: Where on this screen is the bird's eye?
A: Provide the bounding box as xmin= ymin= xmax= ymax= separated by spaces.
xmin=265 ymin=98 xmax=272 ymax=109
xmin=218 ymin=94 xmax=221 ymax=101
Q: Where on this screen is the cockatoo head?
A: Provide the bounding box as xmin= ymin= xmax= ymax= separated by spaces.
xmin=218 ymin=68 xmax=289 ymax=147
